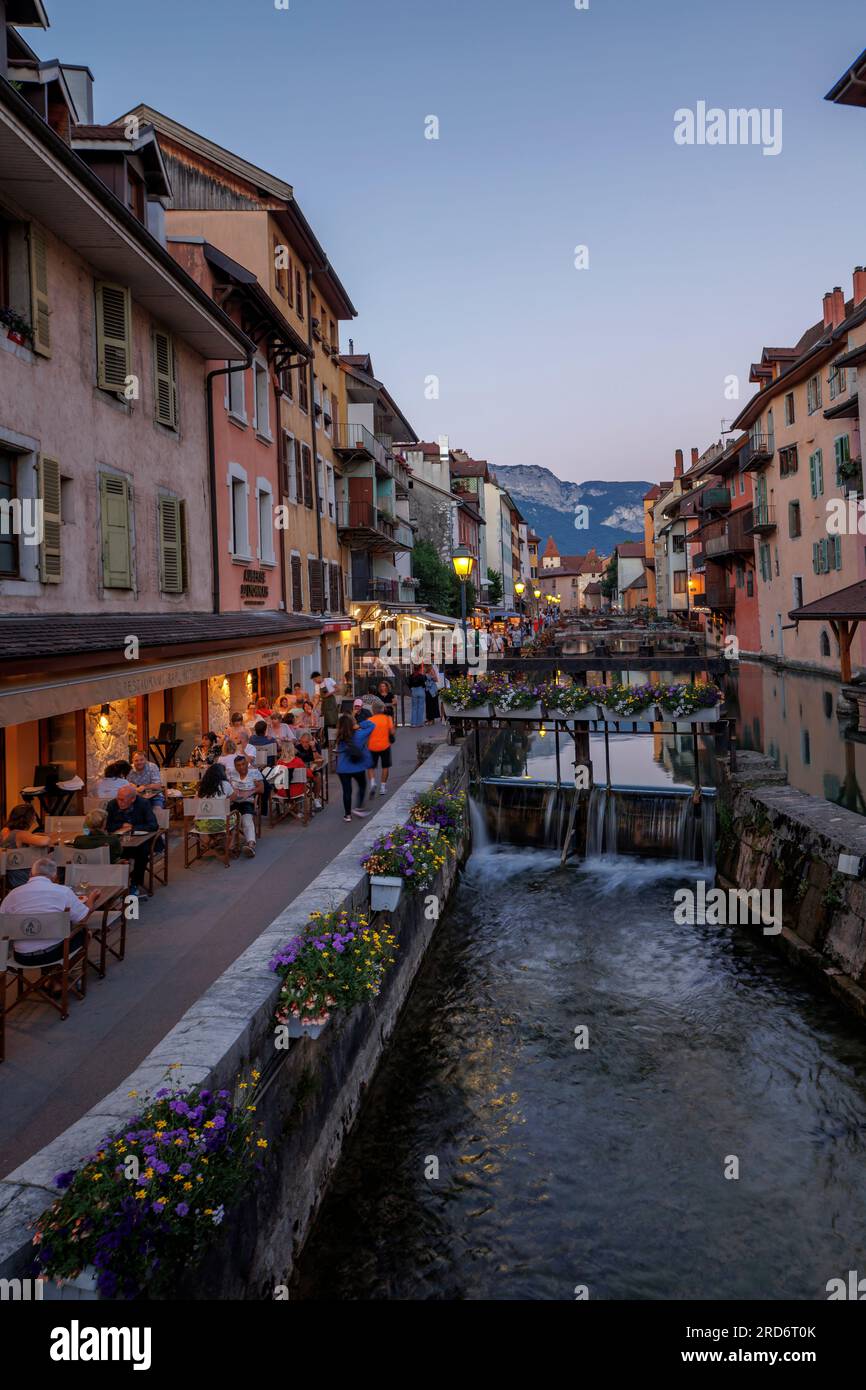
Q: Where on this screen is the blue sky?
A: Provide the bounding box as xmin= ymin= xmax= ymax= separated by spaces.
xmin=36 ymin=0 xmax=866 ymax=482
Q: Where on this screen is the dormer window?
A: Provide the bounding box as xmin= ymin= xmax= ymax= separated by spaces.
xmin=127 ymin=167 xmax=145 ymax=223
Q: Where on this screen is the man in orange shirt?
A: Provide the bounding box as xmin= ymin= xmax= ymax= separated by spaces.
xmin=366 ymin=697 xmax=395 ymax=796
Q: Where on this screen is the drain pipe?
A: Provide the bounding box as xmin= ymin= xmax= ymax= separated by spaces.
xmin=305 ymin=262 xmax=325 ymax=611
xmin=206 ymin=354 xmax=253 ymax=614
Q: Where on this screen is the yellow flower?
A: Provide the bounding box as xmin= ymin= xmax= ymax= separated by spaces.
xmin=204 ymin=1121 xmax=215 ymax=1130
xmin=144 ymin=1167 xmax=155 ymax=1180
xmin=127 ymin=1090 xmax=138 ymax=1098
xmin=256 ymin=1138 xmax=268 ymax=1149
xmin=91 ymin=1173 xmax=103 ymax=1182
xmin=251 ymin=1070 xmax=261 ymax=1081
xmin=172 ymin=1174 xmax=183 ymax=1182
xmin=183 ymin=1182 xmax=193 ymax=1192
xmin=134 ymin=1189 xmax=147 ymax=1200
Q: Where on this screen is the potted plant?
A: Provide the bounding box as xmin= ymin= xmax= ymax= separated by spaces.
xmin=34 ymin=1070 xmax=266 ymax=1300
xmin=0 ymin=306 xmax=34 ymax=347
xmin=270 ymin=908 xmax=397 ymax=1033
xmin=543 ymin=683 xmax=603 ymax=721
xmin=361 ymin=823 xmax=447 ymax=908
xmin=493 ymin=681 xmax=545 ymax=720
xmin=599 ymin=683 xmax=660 ymax=722
xmin=409 ymin=787 xmax=466 ymax=843
xmin=655 ymin=682 xmax=722 ymax=724
xmin=441 ymin=675 xmax=494 ymax=718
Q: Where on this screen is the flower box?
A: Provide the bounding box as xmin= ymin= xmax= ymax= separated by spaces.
xmin=413 ymin=822 xmax=440 ymax=842
xmin=656 ymin=703 xmax=721 ymax=726
xmin=6 ymin=329 xmax=27 ymax=347
xmin=369 ymin=873 xmax=403 ymax=911
xmin=286 ymin=1016 xmax=327 ymax=1040
xmin=42 ymin=1267 xmax=100 ymax=1301
xmin=493 ymin=701 xmax=543 ymax=720
xmin=441 ymin=699 xmax=491 ymax=719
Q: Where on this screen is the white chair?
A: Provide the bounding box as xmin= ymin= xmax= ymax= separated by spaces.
xmin=253 ymin=743 xmax=278 ymax=769
xmin=150 ymin=807 xmax=171 ymax=888
xmin=161 ymin=767 xmax=202 ymax=821
xmin=45 ymin=816 xmax=86 ymax=837
xmin=1 ymin=910 xmax=88 ymax=1019
xmin=65 ymin=864 xmax=131 ymax=978
xmin=57 ymin=844 xmax=111 ymax=866
xmin=3 ymin=846 xmax=50 ymax=887
xmin=183 ymin=796 xmax=235 ymax=868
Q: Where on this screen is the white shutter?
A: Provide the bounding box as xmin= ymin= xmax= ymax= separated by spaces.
xmin=152 ymin=330 xmax=177 ymax=429
xmin=38 ymin=454 xmax=62 ymax=583
xmin=96 ymin=282 xmax=132 ymax=392
xmin=29 ymin=224 xmax=51 ymax=357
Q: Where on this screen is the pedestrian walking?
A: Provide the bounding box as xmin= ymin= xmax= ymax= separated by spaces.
xmin=335 ymin=712 xmax=374 ymax=821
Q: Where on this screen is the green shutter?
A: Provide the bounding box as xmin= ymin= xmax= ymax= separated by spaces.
xmin=812 ymin=542 xmax=819 ymax=575
xmin=96 ymin=282 xmax=132 ymax=392
xmin=29 ymin=223 xmax=51 ymax=357
xmin=834 ymin=535 xmax=842 ymax=570
xmin=100 ymin=474 xmax=132 ymax=588
xmin=152 ymin=330 xmax=177 ymax=429
xmin=158 ymin=494 xmax=183 ymax=593
xmin=38 ymin=454 xmax=62 ymax=582
xmin=820 ymin=538 xmax=829 ymax=573
xmin=809 ymin=454 xmax=817 ymax=499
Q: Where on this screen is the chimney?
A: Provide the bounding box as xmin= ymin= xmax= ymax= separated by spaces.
xmin=690 ymin=447 xmax=699 ymax=468
xmin=831 ymin=286 xmax=846 ymax=327
xmin=823 ymin=291 xmax=835 ymax=328
xmin=854 ymin=267 xmax=866 ymax=308
xmin=674 ymin=449 xmax=684 ymax=479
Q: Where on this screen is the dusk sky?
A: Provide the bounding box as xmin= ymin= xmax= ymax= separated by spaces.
xmin=38 ymin=0 xmax=866 ymax=483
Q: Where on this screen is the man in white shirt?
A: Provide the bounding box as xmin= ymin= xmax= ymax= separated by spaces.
xmin=228 ymin=754 xmax=264 ymax=857
xmin=1 ymin=859 xmax=97 ymax=965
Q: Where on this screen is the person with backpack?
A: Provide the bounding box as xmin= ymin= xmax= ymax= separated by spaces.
xmin=335 ymin=712 xmax=374 ymax=821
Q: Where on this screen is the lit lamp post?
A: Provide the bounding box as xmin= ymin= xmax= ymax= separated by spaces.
xmin=514 ymin=579 xmax=525 ymax=620
xmin=451 ymin=545 xmax=475 ymax=673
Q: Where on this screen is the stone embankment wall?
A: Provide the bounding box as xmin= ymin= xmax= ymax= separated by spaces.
xmin=717 ymin=751 xmax=866 ymax=1018
xmin=0 ymin=737 xmax=473 ymax=1296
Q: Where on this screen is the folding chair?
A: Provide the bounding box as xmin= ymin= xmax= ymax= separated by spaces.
xmin=3 ymin=846 xmax=49 ymax=890
xmin=65 ymin=863 xmax=131 ymax=979
xmin=45 ymin=816 xmax=86 ymax=838
xmin=162 ymin=767 xmax=202 ymax=821
xmin=57 ymin=844 xmax=112 ymax=867
xmin=148 ymin=807 xmax=171 ymax=890
xmin=183 ymin=797 xmax=236 ymax=868
xmin=1 ymin=910 xmax=88 ymax=1020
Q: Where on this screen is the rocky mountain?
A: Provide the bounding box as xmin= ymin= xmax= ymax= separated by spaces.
xmin=492 ymin=465 xmax=652 ymax=558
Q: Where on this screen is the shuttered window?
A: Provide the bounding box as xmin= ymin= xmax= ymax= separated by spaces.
xmin=301 ymin=445 xmax=314 ymax=509
xmin=29 ymin=224 xmax=51 ymax=357
xmin=328 ymin=562 xmax=339 ymax=612
xmin=100 ymin=474 xmax=132 ymax=588
xmin=158 ymin=494 xmax=185 ymax=593
xmin=152 ymin=330 xmax=178 ymax=429
xmin=298 ymin=368 xmax=309 ymax=413
xmin=291 ymin=553 xmax=303 ymax=611
xmin=96 ymin=282 xmax=132 ymax=392
xmin=38 ymin=455 xmax=62 ymax=583
xmin=308 ymin=557 xmax=324 ymax=611
xmin=338 ymin=568 xmax=345 ymax=612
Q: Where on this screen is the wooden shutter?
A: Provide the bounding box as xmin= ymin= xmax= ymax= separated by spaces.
xmin=294 ymin=441 xmax=303 ymax=503
xmin=158 ymin=495 xmax=184 ymax=593
xmin=100 ymin=474 xmax=132 ymax=588
xmin=308 ymin=557 xmax=324 ymax=611
xmin=29 ymin=224 xmax=51 ymax=357
xmin=328 ymin=561 xmax=339 ymax=612
xmin=152 ymin=330 xmax=177 ymax=429
xmin=38 ymin=454 xmax=62 ymax=582
xmin=291 ymin=554 xmax=303 ymax=611
xmin=302 ymin=445 xmax=314 ymax=509
xmin=96 ymin=282 xmax=132 ymax=392
xmin=338 ymin=567 xmax=345 ymax=612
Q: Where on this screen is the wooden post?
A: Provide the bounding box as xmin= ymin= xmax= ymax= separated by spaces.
xmin=833 ymin=619 xmax=859 ymax=683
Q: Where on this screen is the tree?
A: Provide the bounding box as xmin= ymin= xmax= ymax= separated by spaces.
xmin=413 ymin=539 xmax=477 ymax=619
xmin=486 ymin=568 xmax=503 ymax=605
xmin=600 ymin=555 xmax=618 ymax=598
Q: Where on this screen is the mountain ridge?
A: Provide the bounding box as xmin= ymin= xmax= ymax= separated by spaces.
xmin=491 ymin=464 xmax=653 ymax=558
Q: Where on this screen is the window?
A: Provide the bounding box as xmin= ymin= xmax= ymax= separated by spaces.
xmin=229 ymin=471 xmax=250 ymax=558
xmin=809 ymin=449 xmax=824 ymax=498
xmin=673 ymin=571 xmax=686 ymax=594
xmin=735 ymin=565 xmax=744 ymax=589
xmin=832 ymin=534 xmax=842 ymax=569
xmin=254 ymin=361 xmax=270 ymax=436
xmin=95 ymin=282 xmax=132 ymax=393
xmin=672 ymin=534 xmax=685 ymax=553
xmin=793 ymin=576 xmax=803 ymax=610
xmin=759 ymin=543 xmax=771 ymax=581
xmin=273 ymin=236 xmax=289 ymax=299
xmin=788 ymin=500 xmax=801 ymax=538
xmin=295 ymin=268 xmax=304 ymax=319
xmin=739 ymin=476 xmax=745 ymax=495
xmin=774 ymin=546 xmax=780 ymax=577
xmin=746 ymin=569 xmax=754 ymax=597
xmin=301 ymin=445 xmax=314 ymax=508
xmin=281 ymin=365 xmax=294 ymax=401
xmin=801 ymin=729 xmax=811 ymax=766
xmin=326 ymin=463 xmax=335 ymax=519
xmin=257 ymin=483 xmax=275 ymax=564
xmin=316 ymin=455 xmax=325 ymax=515
xmin=812 ymin=538 xmax=834 ymax=574
xmin=328 ymin=562 xmax=339 ymax=613
xmin=829 ymin=360 xmax=847 ymax=400
xmin=226 ymin=364 xmax=246 ymax=421
xmin=0 ymin=449 xmax=19 ymax=577
xmin=834 ymin=434 xmax=852 ymax=485
xmin=298 ymin=367 xmax=309 ymax=413
xmin=290 ymin=552 xmax=303 ymax=611
xmin=38 ymin=454 xmax=62 ymax=583
xmin=158 ymin=494 xmax=186 ymax=593
xmin=807 ymin=374 xmax=822 ymax=414
xmin=779 ymin=445 xmax=798 ymax=477
xmin=99 ymin=474 xmax=132 ymax=589
xmin=281 ymin=430 xmax=297 ymax=502
xmin=821 ymin=631 xmax=831 ymax=657
xmin=308 ymin=556 xmax=324 ymax=610
xmin=152 ymin=330 xmax=178 ymax=429
xmin=784 ymin=392 xmax=795 ymax=426
xmin=329 ymin=319 xmax=337 ymax=351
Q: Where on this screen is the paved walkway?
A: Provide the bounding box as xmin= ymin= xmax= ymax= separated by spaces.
xmin=0 ymin=723 xmax=448 ymax=1178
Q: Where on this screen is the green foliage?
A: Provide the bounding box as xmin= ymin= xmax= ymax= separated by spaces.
xmin=600 ymin=555 xmax=618 ymax=597
xmin=487 ymin=568 xmax=504 ymax=605
xmin=412 ymin=539 xmax=476 ymax=617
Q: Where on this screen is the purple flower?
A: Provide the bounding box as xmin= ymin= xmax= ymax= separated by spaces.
xmin=54 ymin=1170 xmax=75 ymax=1190
xmin=176 ymin=1203 xmax=189 ymax=1217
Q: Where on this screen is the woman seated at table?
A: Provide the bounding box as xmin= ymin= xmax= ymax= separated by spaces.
xmin=95 ymin=759 xmax=133 ymax=801
xmin=193 ymin=762 xmax=235 ymax=843
xmin=295 ymin=699 xmax=320 ymax=734
xmin=218 ymin=737 xmax=239 ymax=771
xmin=0 ymin=802 xmax=53 ymax=889
xmin=71 ymin=808 xmax=123 ymax=863
xmin=191 ymin=731 xmax=220 ymax=766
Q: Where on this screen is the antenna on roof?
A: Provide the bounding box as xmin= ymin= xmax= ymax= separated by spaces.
xmin=348 ymin=338 xmax=354 ymax=354
xmin=720 ymin=418 xmax=733 ymax=435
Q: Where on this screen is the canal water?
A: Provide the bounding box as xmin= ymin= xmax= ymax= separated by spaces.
xmin=292 ymin=841 xmax=866 ymax=1301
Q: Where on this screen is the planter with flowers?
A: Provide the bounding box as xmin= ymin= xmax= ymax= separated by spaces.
xmin=270 ymin=907 xmax=397 ymax=1034
xmin=362 ymin=823 xmax=448 ymax=909
xmin=409 ymin=787 xmax=466 ymax=845
xmin=441 ymin=675 xmax=494 ymax=719
xmin=655 ymin=682 xmax=722 ymax=725
xmin=0 ymin=307 xmax=34 ymax=348
xmin=33 ymin=1070 xmax=266 ymax=1300
xmin=493 ymin=682 xmax=545 ymax=720
xmin=543 ymin=683 xmax=606 ymax=721
xmin=599 ymin=683 xmax=660 ymax=722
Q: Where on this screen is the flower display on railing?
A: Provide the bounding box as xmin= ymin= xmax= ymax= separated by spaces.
xmin=32 ymin=1071 xmax=265 ymax=1300
xmin=493 ymin=682 xmax=547 ymax=712
xmin=0 ymin=306 xmax=34 ymax=345
xmin=655 ymin=682 xmax=722 ymax=717
xmin=543 ymin=682 xmax=605 ymax=714
xmin=408 ymin=788 xmax=466 ymax=841
xmin=603 ymin=682 xmax=660 ymax=717
xmin=361 ymin=823 xmax=448 ymax=888
xmin=442 ymin=675 xmax=498 ymax=708
xmin=269 ymin=908 xmax=397 ymax=1029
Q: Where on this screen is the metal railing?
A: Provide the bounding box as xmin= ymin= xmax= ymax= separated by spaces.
xmin=336 ymin=501 xmax=414 ymax=548
xmin=745 ymin=503 xmax=776 ymax=533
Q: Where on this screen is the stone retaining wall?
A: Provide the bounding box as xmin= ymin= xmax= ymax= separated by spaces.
xmin=0 ymin=737 xmax=472 ymax=1295
xmin=717 ymin=750 xmax=866 ymax=1019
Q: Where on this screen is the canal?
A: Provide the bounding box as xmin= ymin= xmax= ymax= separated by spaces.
xmin=293 ymin=836 xmax=866 ymax=1300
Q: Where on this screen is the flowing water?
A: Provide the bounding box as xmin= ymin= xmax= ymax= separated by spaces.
xmin=292 ymin=842 xmax=866 ymax=1300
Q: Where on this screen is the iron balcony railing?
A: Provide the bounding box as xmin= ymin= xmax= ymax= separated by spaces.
xmin=334 ymin=422 xmax=406 ymax=486
xmin=336 ymin=501 xmax=414 ymax=550
xmin=745 ymin=503 xmax=777 ymax=534
xmin=741 ymin=434 xmax=774 ymax=471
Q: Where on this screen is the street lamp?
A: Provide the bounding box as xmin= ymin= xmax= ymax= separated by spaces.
xmin=514 ymin=579 xmax=525 ymax=620
xmin=451 ymin=545 xmax=475 ymax=673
